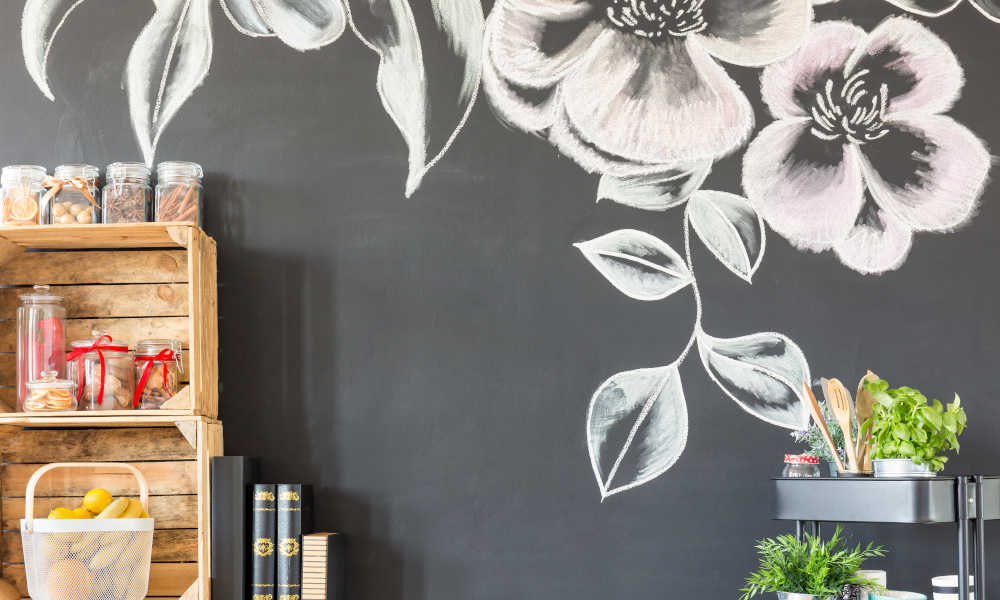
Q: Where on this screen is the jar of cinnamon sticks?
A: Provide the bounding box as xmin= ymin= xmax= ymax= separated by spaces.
xmin=103 ymin=162 xmax=151 ymax=223
xmin=155 ymin=161 xmax=203 ymax=225
xmin=0 ymin=165 xmax=46 ymax=227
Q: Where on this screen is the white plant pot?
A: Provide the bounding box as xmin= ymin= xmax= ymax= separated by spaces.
xmin=873 ymin=458 xmax=934 ymax=478
xmin=776 ymin=593 xmax=832 ymax=600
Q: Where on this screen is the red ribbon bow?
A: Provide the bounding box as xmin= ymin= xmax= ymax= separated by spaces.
xmin=65 ymin=335 xmax=128 ymax=406
xmin=133 ymin=349 xmax=177 ymax=407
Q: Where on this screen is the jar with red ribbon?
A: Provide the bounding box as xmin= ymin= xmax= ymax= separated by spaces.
xmin=16 ymin=285 xmax=66 ymax=412
xmin=133 ymin=340 xmax=182 ymax=409
xmin=67 ymin=330 xmax=134 ymax=411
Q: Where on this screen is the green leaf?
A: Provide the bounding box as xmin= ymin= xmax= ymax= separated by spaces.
xmin=898 ymin=440 xmax=915 ymax=456
xmin=942 ymin=412 xmax=958 ymax=433
xmin=933 ymin=399 xmax=944 ymax=414
xmin=871 ymin=390 xmax=894 ymax=407
xmin=893 ymin=423 xmax=910 ymax=441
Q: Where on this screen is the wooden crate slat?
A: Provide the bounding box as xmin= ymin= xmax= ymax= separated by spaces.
xmin=0 ymin=354 xmax=191 ymax=386
xmin=0 ymin=317 xmax=190 ymax=353
xmin=0 ymin=251 xmax=188 ymax=285
xmin=3 ymin=528 xmax=198 ymax=563
xmin=1 ymin=428 xmax=196 ymax=463
xmin=0 ymin=224 xmax=191 ymax=250
xmin=2 ymin=462 xmax=198 ymax=497
xmin=3 ymin=562 xmax=197 ymax=597
xmin=0 ymin=284 xmax=189 ymax=319
xmin=2 ymin=496 xmax=197 ymax=530
xmin=187 ymin=232 xmax=218 ymax=418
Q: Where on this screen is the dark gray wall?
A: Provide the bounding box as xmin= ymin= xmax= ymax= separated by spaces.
xmin=2 ymin=0 xmax=1000 ymax=598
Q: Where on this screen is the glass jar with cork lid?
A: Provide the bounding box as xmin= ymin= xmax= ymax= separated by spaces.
xmin=155 ymin=161 xmax=202 ymax=225
xmin=1 ymin=165 xmax=46 ymax=226
xmin=43 ymin=164 xmax=100 ymax=225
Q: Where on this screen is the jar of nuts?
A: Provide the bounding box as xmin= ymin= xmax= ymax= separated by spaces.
xmin=67 ymin=330 xmax=134 ymax=411
xmin=1 ymin=165 xmax=46 ymax=227
xmin=23 ymin=371 xmax=77 ymax=412
xmin=43 ymin=164 xmax=100 ymax=225
xmin=133 ymin=339 xmax=183 ymax=409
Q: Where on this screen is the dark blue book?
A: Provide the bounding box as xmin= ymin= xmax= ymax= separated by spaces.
xmin=251 ymin=484 xmax=277 ymax=600
xmin=276 ymin=484 xmax=314 ymax=600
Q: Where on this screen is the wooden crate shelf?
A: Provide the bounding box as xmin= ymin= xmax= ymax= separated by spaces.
xmin=0 ymin=419 xmax=222 ymax=600
xmin=0 ymin=223 xmax=217 ymax=419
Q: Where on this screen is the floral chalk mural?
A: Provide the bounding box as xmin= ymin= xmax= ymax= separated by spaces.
xmin=17 ymin=0 xmax=993 ymax=499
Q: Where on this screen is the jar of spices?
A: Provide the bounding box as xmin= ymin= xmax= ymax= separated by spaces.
xmin=67 ymin=330 xmax=134 ymax=411
xmin=133 ymin=339 xmax=183 ymax=409
xmin=103 ymin=162 xmax=151 ymax=223
xmin=16 ymin=285 xmax=66 ymax=411
xmin=23 ymin=371 xmax=77 ymax=412
xmin=782 ymin=454 xmax=821 ymax=477
xmin=1 ymin=165 xmax=46 ymax=226
xmin=43 ymin=164 xmax=100 ymax=225
xmin=155 ymin=161 xmax=202 ymax=225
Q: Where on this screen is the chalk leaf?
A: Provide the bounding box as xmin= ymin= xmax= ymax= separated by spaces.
xmin=22 ymin=0 xmax=93 ymax=100
xmin=126 ymin=0 xmax=214 ymax=165
xmin=219 ymin=0 xmax=272 ymax=36
xmin=587 ymin=364 xmax=688 ymax=499
xmin=687 ymin=191 xmax=766 ymax=283
xmin=696 ymin=330 xmax=810 ymax=429
xmin=598 ymin=162 xmax=712 ymax=211
xmin=575 ymin=229 xmax=694 ymax=301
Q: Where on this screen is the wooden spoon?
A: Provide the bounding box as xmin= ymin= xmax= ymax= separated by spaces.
xmin=828 ymin=379 xmax=861 ymax=473
xmin=855 ymin=370 xmax=880 ymax=471
xmin=802 ymin=382 xmax=846 ymax=474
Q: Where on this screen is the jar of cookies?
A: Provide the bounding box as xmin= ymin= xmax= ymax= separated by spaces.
xmin=23 ymin=371 xmax=77 ymax=412
xmin=1 ymin=165 xmax=46 ymax=226
xmin=16 ymin=285 xmax=66 ymax=411
xmin=43 ymin=164 xmax=100 ymax=225
xmin=133 ymin=340 xmax=182 ymax=409
xmin=67 ymin=330 xmax=134 ymax=411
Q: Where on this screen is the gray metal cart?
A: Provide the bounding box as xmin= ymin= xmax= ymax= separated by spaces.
xmin=773 ymin=476 xmax=999 ymax=600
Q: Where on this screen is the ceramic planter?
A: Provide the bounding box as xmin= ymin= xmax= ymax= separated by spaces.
xmin=872 ymin=458 xmax=934 ymax=478
xmin=775 ymin=592 xmax=832 ymax=600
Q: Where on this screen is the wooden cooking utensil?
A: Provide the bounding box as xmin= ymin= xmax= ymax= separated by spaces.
xmin=802 ymin=382 xmax=846 ymax=474
xmin=855 ymin=370 xmax=880 ymax=471
xmin=828 ymin=379 xmax=861 ymax=473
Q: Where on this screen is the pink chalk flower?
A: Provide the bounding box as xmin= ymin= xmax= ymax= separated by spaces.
xmin=483 ymin=0 xmax=813 ymax=177
xmin=743 ymin=17 xmax=990 ymax=275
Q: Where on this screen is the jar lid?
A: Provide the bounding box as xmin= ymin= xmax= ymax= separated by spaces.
xmin=19 ymin=284 xmax=63 ymax=303
xmin=106 ymin=162 xmax=151 ymax=181
xmin=54 ymin=164 xmax=99 ymax=181
xmin=71 ymin=330 xmax=128 ymax=351
xmin=784 ymin=454 xmax=820 ymax=464
xmin=135 ymin=339 xmax=181 ymax=352
xmin=1 ymin=165 xmax=46 ymax=185
xmin=156 ymin=161 xmax=203 ymax=180
xmin=26 ymin=370 xmax=75 ymax=390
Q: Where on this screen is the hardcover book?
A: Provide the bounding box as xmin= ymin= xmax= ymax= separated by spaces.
xmin=211 ymin=456 xmax=260 ymax=600
xmin=302 ymin=533 xmax=346 ymax=600
xmin=251 ymin=484 xmax=277 ymax=600
xmin=277 ymin=484 xmax=314 ymax=600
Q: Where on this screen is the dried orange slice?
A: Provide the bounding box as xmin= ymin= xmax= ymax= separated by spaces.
xmin=9 ymin=196 xmax=37 ymax=222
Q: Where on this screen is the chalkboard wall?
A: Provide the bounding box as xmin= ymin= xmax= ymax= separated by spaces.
xmin=4 ymin=0 xmax=1000 ymax=597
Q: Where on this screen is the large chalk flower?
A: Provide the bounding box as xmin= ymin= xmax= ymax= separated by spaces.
xmin=483 ymin=0 xmax=812 ymax=177
xmin=743 ymin=17 xmax=990 ymax=275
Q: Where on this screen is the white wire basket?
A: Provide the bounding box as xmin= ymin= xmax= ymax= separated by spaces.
xmin=20 ymin=463 xmax=154 ymax=600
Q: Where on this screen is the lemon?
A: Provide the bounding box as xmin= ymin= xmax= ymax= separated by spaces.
xmin=83 ymin=489 xmax=113 ymax=514
xmin=47 ymin=507 xmax=76 ymax=519
xmin=72 ymin=507 xmax=94 ymax=519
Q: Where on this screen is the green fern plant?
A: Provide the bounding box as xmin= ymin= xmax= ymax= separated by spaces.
xmin=741 ymin=525 xmax=885 ymax=599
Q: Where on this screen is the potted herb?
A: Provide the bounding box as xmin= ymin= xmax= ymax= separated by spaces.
xmin=791 ymin=398 xmax=855 ymax=476
xmin=741 ymin=525 xmax=885 ymax=600
xmin=861 ymin=379 xmax=967 ymax=477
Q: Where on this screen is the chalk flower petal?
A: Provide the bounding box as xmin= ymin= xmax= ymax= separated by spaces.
xmin=487 ymin=1 xmax=602 ymax=89
xmin=759 ymin=21 xmax=866 ymax=120
xmin=696 ymin=0 xmax=812 ymax=67
xmin=862 ymin=116 xmax=990 ymax=232
xmin=970 ymin=0 xmax=1000 ymax=21
xmin=742 ymin=119 xmax=865 ymax=251
xmin=834 ymin=208 xmax=913 ymax=275
xmin=847 ymin=16 xmax=963 ymax=117
xmin=482 ymin=22 xmax=558 ymax=132
xmin=561 ymin=33 xmax=753 ymax=166
xmin=252 ymin=0 xmax=346 ymax=51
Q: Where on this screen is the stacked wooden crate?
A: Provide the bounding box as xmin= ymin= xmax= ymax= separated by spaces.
xmin=0 ymin=224 xmax=221 ymax=600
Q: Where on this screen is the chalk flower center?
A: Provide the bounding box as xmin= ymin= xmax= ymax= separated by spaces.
xmin=603 ymin=0 xmax=707 ymax=39
xmin=809 ymin=69 xmax=889 ymax=145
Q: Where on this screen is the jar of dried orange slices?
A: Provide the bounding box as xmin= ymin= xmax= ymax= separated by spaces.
xmin=0 ymin=165 xmax=46 ymax=226
xmin=24 ymin=370 xmax=77 ymax=412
